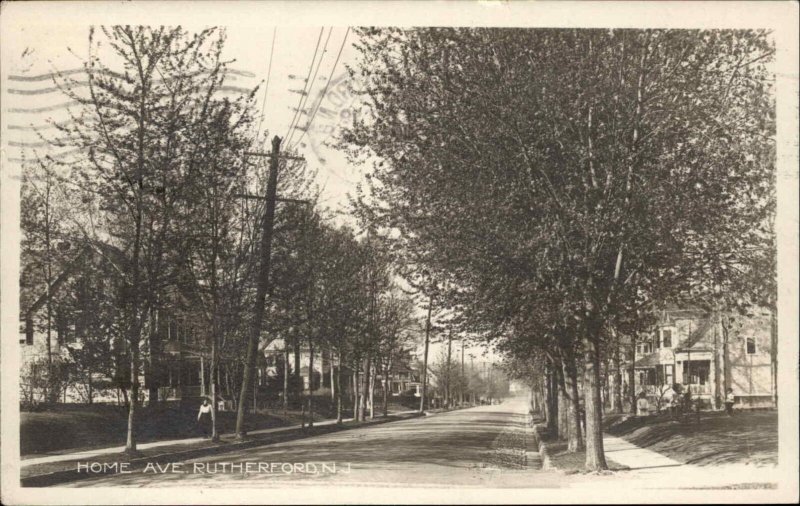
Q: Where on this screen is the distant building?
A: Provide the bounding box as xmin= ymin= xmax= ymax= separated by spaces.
xmin=623 ymin=307 xmax=777 ymax=410
xmin=262 ymin=340 xmax=422 ymax=397
xmin=19 ymin=245 xmax=213 ymax=405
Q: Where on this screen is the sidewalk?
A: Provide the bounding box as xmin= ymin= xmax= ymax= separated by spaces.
xmin=23 ymin=412 xmax=418 ymax=467
xmin=602 ymin=434 xmax=683 ymax=471
xmin=20 ymin=410 xmax=420 ymax=486
xmin=598 ymin=434 xmax=778 ymax=489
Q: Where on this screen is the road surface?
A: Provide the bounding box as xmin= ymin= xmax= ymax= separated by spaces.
xmin=66 ymin=397 xmax=561 ymax=488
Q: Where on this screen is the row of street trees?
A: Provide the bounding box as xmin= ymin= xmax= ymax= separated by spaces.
xmin=19 ymin=26 xmax=420 ymax=453
xmin=342 ymin=28 xmax=775 ymax=470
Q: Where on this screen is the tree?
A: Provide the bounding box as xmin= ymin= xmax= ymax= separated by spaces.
xmin=342 ymin=28 xmax=774 ymax=470
xmin=20 ymin=156 xmax=76 ymax=403
xmin=53 ymin=26 xmax=257 ymax=453
xmin=173 ymin=62 xmax=257 ymax=440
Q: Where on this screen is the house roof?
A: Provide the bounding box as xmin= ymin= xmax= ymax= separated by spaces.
xmin=657 ymin=307 xmax=710 ymax=325
xmin=676 ymin=317 xmax=714 ymax=352
xmin=23 ymin=245 xmax=91 ymax=317
xmin=22 ymin=240 xmax=132 ymax=318
xmin=633 ymin=352 xmax=660 ymax=368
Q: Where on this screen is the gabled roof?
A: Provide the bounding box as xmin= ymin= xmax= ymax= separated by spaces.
xmin=676 ymin=317 xmax=714 ymax=352
xmin=23 ymin=245 xmax=91 ymax=318
xmin=23 ymin=239 xmax=130 ymax=318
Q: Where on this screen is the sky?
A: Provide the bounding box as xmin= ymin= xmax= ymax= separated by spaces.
xmin=5 ymin=24 xmax=363 ymax=217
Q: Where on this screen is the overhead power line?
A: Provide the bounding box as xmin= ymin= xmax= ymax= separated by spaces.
xmin=290 ymin=27 xmax=350 ymax=151
xmin=284 ymin=27 xmax=324 ymax=144
xmin=255 ymin=27 xmax=277 ymax=144
xmin=286 ymin=27 xmax=332 ymax=148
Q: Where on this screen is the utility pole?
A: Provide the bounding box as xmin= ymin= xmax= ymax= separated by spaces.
xmin=419 ymin=291 xmax=433 ymax=413
xmin=461 ymin=341 xmax=465 ymax=405
xmin=488 ymin=363 xmax=493 ymax=404
xmin=470 ymin=354 xmax=475 ymax=404
xmin=235 ymin=135 xmax=282 ymax=438
xmin=446 ymin=329 xmax=452 ymax=409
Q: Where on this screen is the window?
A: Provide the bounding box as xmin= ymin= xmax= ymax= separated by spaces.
xmin=664 ymin=364 xmax=674 ymax=385
xmin=746 ymin=337 xmax=756 ymax=355
xmin=699 ymin=365 xmax=708 ymax=385
xmin=662 ymin=329 xmax=672 ymax=348
xmin=25 ymin=317 xmax=33 ymax=345
xmin=56 ymin=314 xmax=69 ymax=345
xmin=683 ymin=360 xmax=710 ymax=385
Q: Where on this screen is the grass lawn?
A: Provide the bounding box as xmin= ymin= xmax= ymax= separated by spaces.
xmin=605 ymin=410 xmax=778 ymax=466
xmin=538 ymin=427 xmax=628 ymax=474
xmin=21 ymin=395 xmax=365 ymax=456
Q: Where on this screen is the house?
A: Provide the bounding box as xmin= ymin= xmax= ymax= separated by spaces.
xmin=385 ymin=362 xmax=422 ymax=397
xmin=262 ymin=339 xmax=333 ymax=391
xmin=19 ymin=245 xmax=211 ymax=405
xmin=624 ymin=307 xmax=777 ymax=410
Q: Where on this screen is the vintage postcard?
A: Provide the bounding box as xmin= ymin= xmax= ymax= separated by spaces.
xmin=1 ymin=1 xmax=798 ymax=504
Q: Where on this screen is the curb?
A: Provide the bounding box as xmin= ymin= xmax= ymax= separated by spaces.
xmin=423 ymin=405 xmax=477 ymax=417
xmin=22 ymin=412 xmax=423 ymax=487
xmin=533 ymin=424 xmax=555 ymax=472
xmin=524 ymin=414 xmax=540 ymax=469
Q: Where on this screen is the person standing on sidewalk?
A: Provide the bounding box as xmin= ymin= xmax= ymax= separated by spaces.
xmin=636 ymin=391 xmax=650 ymax=416
xmin=724 ymin=389 xmax=735 ymax=416
xmin=197 ymin=398 xmax=213 ymax=438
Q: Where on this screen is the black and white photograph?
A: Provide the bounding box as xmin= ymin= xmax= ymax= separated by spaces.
xmin=1 ymin=1 xmax=798 ymax=504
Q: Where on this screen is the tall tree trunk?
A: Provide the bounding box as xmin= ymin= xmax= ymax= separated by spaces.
xmin=713 ymin=312 xmax=722 ymax=409
xmin=612 ymin=339 xmax=623 ymax=414
xmin=557 ymin=384 xmax=568 ymax=441
xmin=283 ymin=346 xmax=289 ymax=413
xmin=583 ymin=332 xmax=608 ymax=471
xmin=556 ymin=366 xmax=569 ymax=441
xmin=87 ymin=372 xmax=93 ymax=404
xmin=383 ymin=356 xmax=390 ymax=417
xmin=308 ymin=338 xmax=314 ymax=427
xmin=628 ymin=335 xmax=637 ymax=414
xmin=368 ymin=360 xmax=375 ymax=419
xmin=351 ymin=368 xmax=357 ymax=416
xmin=545 ymin=361 xmax=558 ymax=435
xmin=125 ymin=337 xmax=141 ymax=454
xmin=563 ymin=355 xmax=584 ymax=451
xmin=445 ymin=330 xmax=452 ymax=408
xmin=336 ymin=351 xmax=343 ymax=424
xmin=419 ymin=293 xmax=433 ymax=413
xmin=721 ymin=317 xmax=731 ymax=393
xmin=356 ymin=365 xmax=363 ymax=421
xmin=363 ymin=355 xmax=372 ymax=420
xmin=294 ymin=338 xmax=301 ymax=406
xmin=330 ymin=349 xmax=336 ymax=401
xmin=770 ymin=309 xmax=778 ymax=407
xmin=44 ymin=188 xmax=53 ymax=404
xmin=210 ymin=334 xmax=219 ymax=441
